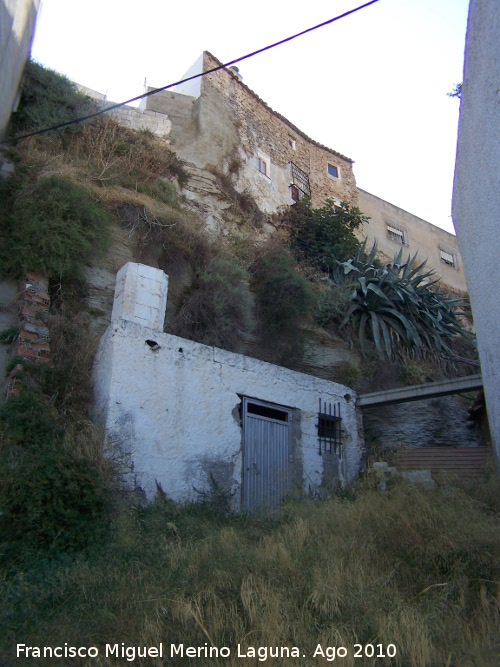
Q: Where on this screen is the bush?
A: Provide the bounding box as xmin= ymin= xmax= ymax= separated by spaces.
xmin=252 ymin=247 xmax=316 ymax=334
xmin=69 ymin=117 xmax=188 ymax=187
xmin=9 ymin=60 xmax=97 ymax=137
xmin=170 ymin=256 xmax=255 ymax=351
xmin=0 ymin=174 xmax=111 ymax=278
xmin=0 ymin=389 xmax=109 ymax=552
xmin=286 ymin=198 xmax=367 ymax=273
xmin=331 ymin=241 xmax=471 ymax=361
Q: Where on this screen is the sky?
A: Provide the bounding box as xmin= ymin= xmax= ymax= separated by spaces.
xmin=30 ymin=0 xmax=470 ymax=234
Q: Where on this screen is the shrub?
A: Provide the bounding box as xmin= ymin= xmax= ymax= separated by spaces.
xmin=9 ymin=60 xmax=97 ymax=137
xmin=286 ymin=198 xmax=367 ymax=273
xmin=170 ymin=256 xmax=255 ymax=351
xmin=252 ymin=247 xmax=316 ymax=335
xmin=331 ymin=241 xmax=471 ymax=361
xmin=0 ymin=389 xmax=109 ymax=552
xmin=70 ymin=118 xmax=188 ymax=187
xmin=0 ymin=174 xmax=111 ymax=278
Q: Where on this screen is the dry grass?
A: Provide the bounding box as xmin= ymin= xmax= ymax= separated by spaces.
xmin=1 ymin=478 xmax=498 ymax=666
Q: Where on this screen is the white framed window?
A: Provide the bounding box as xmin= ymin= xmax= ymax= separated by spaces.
xmin=386 ymin=221 xmax=408 ymax=245
xmin=327 ymin=163 xmax=339 ymax=178
xmin=257 ymin=152 xmax=271 ymax=179
xmin=439 ymin=248 xmax=458 ymax=268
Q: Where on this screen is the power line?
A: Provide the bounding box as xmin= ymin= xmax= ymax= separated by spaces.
xmin=2 ymin=0 xmax=380 ymax=146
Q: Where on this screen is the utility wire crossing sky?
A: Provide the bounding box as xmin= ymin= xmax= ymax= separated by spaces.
xmin=30 ymin=0 xmax=469 ymax=234
xmin=5 ymin=1 xmax=380 ymax=145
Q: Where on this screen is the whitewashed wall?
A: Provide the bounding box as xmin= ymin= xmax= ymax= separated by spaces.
xmin=93 ymin=264 xmax=361 ymax=508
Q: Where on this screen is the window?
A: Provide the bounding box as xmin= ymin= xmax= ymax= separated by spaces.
xmin=288 ymin=136 xmax=296 ymax=150
xmin=386 ymin=221 xmax=408 ymax=245
xmin=289 ymin=162 xmax=311 ymax=202
xmin=257 ymin=157 xmax=267 ymax=176
xmin=440 ymin=248 xmax=457 ymax=268
xmin=318 ymin=399 xmax=342 ymax=455
xmin=327 ymin=163 xmax=339 ymax=178
xmin=290 ymin=184 xmax=300 ymax=203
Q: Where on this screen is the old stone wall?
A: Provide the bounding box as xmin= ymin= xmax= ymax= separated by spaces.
xmin=5 ymin=272 xmax=51 ymax=397
xmin=201 ymin=52 xmax=358 ymax=210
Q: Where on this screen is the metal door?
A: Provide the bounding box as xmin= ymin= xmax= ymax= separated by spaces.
xmin=241 ymin=398 xmax=292 ymax=513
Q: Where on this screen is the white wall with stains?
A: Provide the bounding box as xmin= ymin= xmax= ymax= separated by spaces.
xmin=93 ymin=264 xmax=362 ymax=509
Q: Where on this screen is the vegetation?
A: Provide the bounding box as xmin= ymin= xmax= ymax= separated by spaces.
xmin=0 ymin=174 xmax=112 ymax=278
xmin=8 ymin=60 xmax=97 ymax=137
xmin=324 ymin=241 xmax=471 ymax=361
xmin=170 ymin=256 xmax=255 ymax=352
xmin=0 ymin=60 xmax=495 ymax=667
xmin=286 ymin=198 xmax=368 ymax=274
xmin=1 ymin=478 xmax=498 ymax=666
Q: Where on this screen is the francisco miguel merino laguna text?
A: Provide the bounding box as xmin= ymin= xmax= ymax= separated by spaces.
xmin=17 ymin=643 xmax=303 ymax=661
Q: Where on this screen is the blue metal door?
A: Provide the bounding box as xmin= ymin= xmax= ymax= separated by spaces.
xmin=242 ymin=398 xmax=292 ymax=513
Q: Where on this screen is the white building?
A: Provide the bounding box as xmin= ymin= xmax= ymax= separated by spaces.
xmin=93 ymin=263 xmax=362 ymax=511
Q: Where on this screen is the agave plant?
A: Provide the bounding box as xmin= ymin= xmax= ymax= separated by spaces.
xmin=331 ymin=240 xmax=469 ymax=360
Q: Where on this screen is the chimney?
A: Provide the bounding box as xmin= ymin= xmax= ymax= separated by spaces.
xmin=111 ymin=263 xmax=168 ymax=332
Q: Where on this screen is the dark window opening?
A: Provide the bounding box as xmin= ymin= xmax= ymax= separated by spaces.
xmin=318 ymin=399 xmax=342 ymax=455
xmin=247 ymin=402 xmax=289 ymax=422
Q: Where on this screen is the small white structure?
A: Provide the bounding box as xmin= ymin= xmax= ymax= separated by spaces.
xmin=94 ymin=263 xmax=362 ymax=511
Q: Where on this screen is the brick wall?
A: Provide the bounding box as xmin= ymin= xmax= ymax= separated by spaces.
xmin=6 ymin=272 xmax=51 ymax=397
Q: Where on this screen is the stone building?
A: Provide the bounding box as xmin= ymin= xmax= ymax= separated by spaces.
xmin=141 ymin=51 xmax=467 ymax=293
xmin=358 ymin=189 xmax=467 ymax=294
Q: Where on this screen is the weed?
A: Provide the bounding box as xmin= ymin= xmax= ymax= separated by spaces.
xmin=9 ymin=60 xmax=98 ymax=137
xmin=169 ymin=256 xmax=255 ymax=351
xmin=0 ymin=478 xmax=498 ymax=666
xmin=0 ymin=174 xmax=111 ymax=279
xmin=0 ymin=326 xmax=19 ymax=345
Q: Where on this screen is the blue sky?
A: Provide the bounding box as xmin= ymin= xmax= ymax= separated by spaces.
xmin=31 ymin=0 xmax=470 ymax=233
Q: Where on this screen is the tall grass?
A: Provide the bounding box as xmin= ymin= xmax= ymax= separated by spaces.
xmin=1 ymin=479 xmax=498 ymax=666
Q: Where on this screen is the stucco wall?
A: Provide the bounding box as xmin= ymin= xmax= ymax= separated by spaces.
xmin=0 ymin=0 xmax=40 ymax=138
xmin=452 ymin=0 xmax=500 ymax=461
xmin=94 ymin=321 xmax=361 ymax=508
xmin=93 ymin=263 xmax=361 ymax=508
xmin=358 ymin=189 xmax=467 ymax=293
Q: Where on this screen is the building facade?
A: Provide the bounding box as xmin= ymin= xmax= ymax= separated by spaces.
xmin=141 ymin=51 xmax=467 ymax=293
xmin=93 ymin=263 xmax=362 ymax=510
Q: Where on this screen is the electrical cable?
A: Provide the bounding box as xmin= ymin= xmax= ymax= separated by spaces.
xmin=1 ymin=0 xmax=380 ymax=146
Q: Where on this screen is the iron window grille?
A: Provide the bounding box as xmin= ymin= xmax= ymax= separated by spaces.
xmin=318 ymin=399 xmax=343 ymax=456
xmin=290 ymin=161 xmax=311 ymax=201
